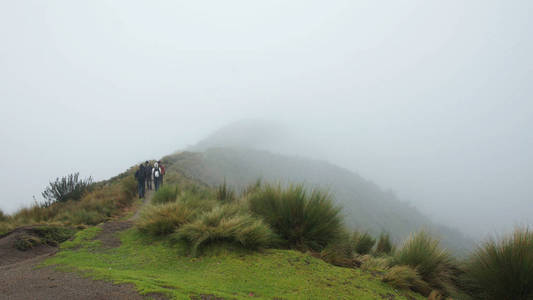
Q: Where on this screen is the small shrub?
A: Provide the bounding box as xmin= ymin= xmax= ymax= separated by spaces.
xmin=137 ymin=202 xmax=196 ymax=236
xmin=249 ymin=183 xmax=342 ymax=251
xmin=462 ymin=227 xmax=533 ymax=300
xmin=41 ymin=172 xmax=93 ymax=206
xmin=152 ymin=185 xmax=179 ymax=205
xmin=376 ymin=232 xmax=393 ymax=255
xmin=15 ymin=235 xmax=42 ymax=251
xmin=353 ymin=231 xmax=376 ymax=254
xmin=383 ymin=265 xmax=431 ymax=295
xmin=216 ymin=180 xmax=236 ymax=204
xmin=393 ymin=231 xmax=456 ymax=295
xmin=173 ymin=205 xmax=275 ymax=256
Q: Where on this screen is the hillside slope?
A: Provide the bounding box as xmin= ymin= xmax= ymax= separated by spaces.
xmin=44 ymin=224 xmax=424 ymax=300
xmin=162 ymin=148 xmax=471 ymax=254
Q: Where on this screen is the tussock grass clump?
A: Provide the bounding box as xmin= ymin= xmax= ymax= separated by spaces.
xmin=216 ymin=180 xmax=236 ymax=204
xmin=353 ymin=231 xmax=376 ymax=254
xmin=249 ymin=183 xmax=342 ymax=251
xmin=462 ymin=227 xmax=533 ymax=300
xmin=376 ymin=232 xmax=393 ymax=255
xmin=383 ymin=265 xmax=431 ymax=295
xmin=393 ymin=231 xmax=455 ymax=295
xmin=152 ymin=185 xmax=179 ymax=205
xmin=359 ymin=254 xmax=392 ymax=271
xmin=137 ymin=202 xmax=197 ymax=236
xmin=173 ymin=205 xmax=275 ymax=256
xmin=320 ymin=231 xmax=359 ymax=268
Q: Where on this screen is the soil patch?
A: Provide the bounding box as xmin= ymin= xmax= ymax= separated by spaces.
xmin=0 ymin=254 xmax=153 ymax=300
xmin=95 ymin=221 xmax=133 ymax=249
xmin=0 ymin=226 xmax=59 ymax=267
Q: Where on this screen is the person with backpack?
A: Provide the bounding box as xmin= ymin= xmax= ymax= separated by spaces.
xmin=134 ymin=164 xmax=146 ymax=198
xmin=158 ymin=160 xmax=165 ymax=186
xmin=152 ymin=162 xmax=162 ymax=191
xmin=144 ymin=161 xmax=152 ymax=190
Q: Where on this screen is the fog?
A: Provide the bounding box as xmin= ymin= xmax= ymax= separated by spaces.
xmin=1 ymin=1 xmax=532 ymax=238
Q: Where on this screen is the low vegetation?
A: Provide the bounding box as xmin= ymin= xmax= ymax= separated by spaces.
xmin=0 ymin=173 xmax=137 ymax=235
xmin=44 ymin=226 xmax=424 ymax=299
xmin=248 ymin=183 xmax=343 ymax=251
xmin=41 ymin=172 xmax=94 ymax=207
xmin=462 ymin=227 xmax=533 ymax=300
xmin=383 ymin=265 xmax=431 ymax=295
xmin=173 ymin=204 xmax=276 ymax=256
xmin=216 ymin=180 xmax=236 ymax=203
xmin=392 ymin=231 xmax=456 ymax=295
xmin=137 ymin=202 xmax=197 ymax=236
xmin=151 ymin=185 xmax=179 ymax=205
xmin=353 ymin=231 xmax=376 ymax=254
xmin=14 ymin=226 xmax=75 ymax=251
xmin=319 ymin=232 xmax=359 ymax=267
xmin=375 ymin=232 xmax=393 ymax=255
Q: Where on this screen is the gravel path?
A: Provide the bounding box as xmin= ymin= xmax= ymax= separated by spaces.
xmin=0 ymin=190 xmax=158 ymax=300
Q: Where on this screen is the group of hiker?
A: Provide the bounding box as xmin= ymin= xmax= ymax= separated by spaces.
xmin=134 ymin=160 xmax=165 ymax=198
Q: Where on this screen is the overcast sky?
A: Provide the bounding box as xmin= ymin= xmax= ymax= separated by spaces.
xmin=1 ymin=1 xmax=532 ymax=238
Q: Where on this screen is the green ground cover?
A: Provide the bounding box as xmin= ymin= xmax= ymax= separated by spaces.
xmin=44 ymin=226 xmax=424 ymax=300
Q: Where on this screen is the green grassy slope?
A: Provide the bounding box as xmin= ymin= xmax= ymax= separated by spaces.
xmin=45 ymin=226 xmax=423 ymax=300
xmin=161 ymin=149 xmax=472 ymax=255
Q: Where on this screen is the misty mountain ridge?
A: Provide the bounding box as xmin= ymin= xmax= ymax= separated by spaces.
xmin=172 ymin=121 xmax=473 ymax=254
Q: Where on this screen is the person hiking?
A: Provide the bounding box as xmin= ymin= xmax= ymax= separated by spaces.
xmin=153 ymin=162 xmax=162 ymax=191
xmin=158 ymin=160 xmax=165 ymax=186
xmin=134 ymin=164 xmax=146 ymax=198
xmin=144 ymin=161 xmax=152 ymax=190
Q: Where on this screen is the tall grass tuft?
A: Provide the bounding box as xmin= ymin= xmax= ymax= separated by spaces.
xmin=393 ymin=231 xmax=456 ymax=295
xmin=383 ymin=265 xmax=431 ymax=295
xmin=173 ymin=204 xmax=275 ymax=256
xmin=152 ymin=185 xmax=179 ymax=205
xmin=137 ymin=202 xmax=196 ymax=236
xmin=352 ymin=231 xmax=376 ymax=254
xmin=375 ymin=232 xmax=393 ymax=255
xmin=216 ymin=180 xmax=236 ymax=204
xmin=320 ymin=231 xmax=359 ymax=267
xmin=249 ymin=183 xmax=342 ymax=251
xmin=242 ymin=179 xmax=262 ymax=196
xmin=462 ymin=227 xmax=533 ymax=300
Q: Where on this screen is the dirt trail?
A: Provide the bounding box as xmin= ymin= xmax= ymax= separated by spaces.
xmin=0 ymin=189 xmax=158 ymax=300
xmin=94 ymin=189 xmax=153 ymax=249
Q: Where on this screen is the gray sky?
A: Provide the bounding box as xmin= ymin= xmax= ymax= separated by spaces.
xmin=1 ymin=1 xmax=532 ymax=238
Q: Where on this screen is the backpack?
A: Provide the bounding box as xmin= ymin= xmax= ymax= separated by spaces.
xmin=154 ymin=167 xmax=160 ymax=178
xmin=160 ymin=165 xmax=165 ymax=176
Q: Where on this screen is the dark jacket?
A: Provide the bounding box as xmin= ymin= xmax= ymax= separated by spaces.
xmin=135 ymin=166 xmax=146 ymax=182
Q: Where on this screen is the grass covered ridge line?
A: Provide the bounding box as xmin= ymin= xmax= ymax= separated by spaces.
xmin=44 ymin=226 xmax=424 ymax=300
